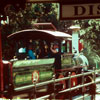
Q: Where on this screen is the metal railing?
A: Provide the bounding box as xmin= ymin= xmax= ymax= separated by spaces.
xmin=15 ymin=67 xmax=100 ymax=100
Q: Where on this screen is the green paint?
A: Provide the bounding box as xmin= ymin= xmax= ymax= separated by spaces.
xmin=13 ymin=70 xmax=53 ymax=87
xmin=12 ymin=58 xmax=54 ymax=87
xmin=13 ymin=58 xmax=55 ymax=68
xmin=61 ymin=54 xmax=73 ymax=65
xmin=39 ymin=71 xmax=53 ymax=81
xmin=14 ymin=73 xmax=32 ymax=86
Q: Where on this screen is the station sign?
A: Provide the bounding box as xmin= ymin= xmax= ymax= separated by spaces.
xmin=60 ymin=3 xmax=100 ymax=20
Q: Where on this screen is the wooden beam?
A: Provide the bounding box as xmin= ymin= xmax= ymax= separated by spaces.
xmin=26 ymin=0 xmax=100 ymax=3
xmin=26 ymin=0 xmax=59 ymax=3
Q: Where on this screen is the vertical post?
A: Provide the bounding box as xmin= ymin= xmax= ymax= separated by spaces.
xmin=0 ymin=27 xmax=3 ymax=97
xmin=52 ymin=74 xmax=56 ymax=99
xmin=33 ymin=79 xmax=37 ymax=99
xmin=82 ymin=69 xmax=85 ymax=100
xmin=68 ymin=72 xmax=72 ymax=100
xmin=92 ymin=67 xmax=96 ymax=100
xmin=58 ymin=41 xmax=61 ymax=53
xmin=69 ymin=26 xmax=80 ymax=54
xmin=0 ymin=16 xmax=8 ymax=98
xmin=69 ymin=41 xmax=72 ymax=53
xmin=58 ymin=40 xmax=62 ymax=70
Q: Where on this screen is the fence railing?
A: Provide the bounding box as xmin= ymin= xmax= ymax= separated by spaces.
xmin=15 ymin=68 xmax=100 ymax=100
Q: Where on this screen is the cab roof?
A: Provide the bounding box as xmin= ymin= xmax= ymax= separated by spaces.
xmin=7 ymin=29 xmax=72 ymax=41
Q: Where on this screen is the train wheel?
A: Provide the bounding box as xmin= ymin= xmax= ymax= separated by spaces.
xmin=85 ymin=76 xmax=96 ymax=95
xmin=79 ymin=75 xmax=96 ymax=95
xmin=58 ymin=74 xmax=66 ymax=90
xmin=71 ymin=72 xmax=77 ymax=87
xmin=55 ymin=74 xmax=66 ymax=100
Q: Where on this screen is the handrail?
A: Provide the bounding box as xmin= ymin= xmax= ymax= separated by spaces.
xmin=15 ymin=69 xmax=100 ymax=92
xmin=14 ymin=68 xmax=100 ymax=99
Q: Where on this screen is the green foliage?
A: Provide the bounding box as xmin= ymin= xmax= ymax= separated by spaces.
xmin=74 ymin=19 xmax=100 ymax=68
xmin=32 ymin=3 xmax=59 ymax=28
xmin=1 ymin=3 xmax=60 ymax=59
xmin=74 ymin=19 xmax=100 ymax=56
xmin=2 ymin=2 xmax=100 ymax=63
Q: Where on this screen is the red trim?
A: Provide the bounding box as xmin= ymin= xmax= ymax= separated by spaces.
xmin=55 ymin=66 xmax=84 ymax=72
xmin=0 ymin=28 xmax=3 ymax=97
xmin=32 ymin=70 xmax=39 ymax=83
xmin=79 ymin=40 xmax=83 ymax=52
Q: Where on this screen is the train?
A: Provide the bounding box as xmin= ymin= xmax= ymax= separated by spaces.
xmin=0 ymin=28 xmax=96 ymax=99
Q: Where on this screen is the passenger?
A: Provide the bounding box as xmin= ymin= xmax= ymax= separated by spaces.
xmin=18 ymin=47 xmax=26 ymax=53
xmin=50 ymin=43 xmax=59 ymax=54
xmin=38 ymin=47 xmax=46 ymax=58
xmin=38 ymin=41 xmax=48 ymax=58
xmin=17 ymin=43 xmax=27 ymax=59
xmin=28 ymin=45 xmax=36 ymax=59
xmin=50 ymin=42 xmax=61 ymax=71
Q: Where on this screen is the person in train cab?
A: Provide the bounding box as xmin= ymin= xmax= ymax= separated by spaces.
xmin=38 ymin=41 xmax=48 ymax=58
xmin=50 ymin=42 xmax=61 ymax=72
xmin=50 ymin=43 xmax=59 ymax=54
xmin=17 ymin=42 xmax=27 ymax=59
xmin=28 ymin=45 xmax=36 ymax=59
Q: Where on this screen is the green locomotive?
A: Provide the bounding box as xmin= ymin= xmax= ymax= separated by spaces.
xmin=0 ymin=29 xmax=96 ymax=99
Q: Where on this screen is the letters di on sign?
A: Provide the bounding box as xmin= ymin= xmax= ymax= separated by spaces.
xmin=60 ymin=3 xmax=100 ymax=19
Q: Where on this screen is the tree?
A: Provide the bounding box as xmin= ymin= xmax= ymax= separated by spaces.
xmin=74 ymin=19 xmax=100 ymax=55
xmin=1 ymin=3 xmax=61 ymax=59
xmin=74 ymin=19 xmax=100 ymax=68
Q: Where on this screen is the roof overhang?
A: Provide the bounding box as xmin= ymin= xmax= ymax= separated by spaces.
xmin=7 ymin=29 xmax=72 ymax=41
